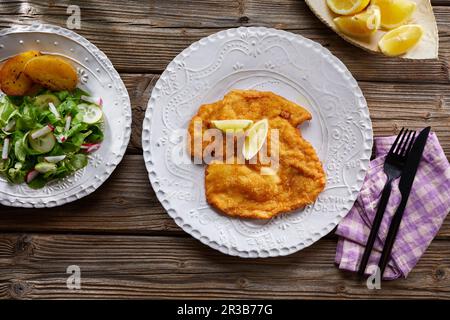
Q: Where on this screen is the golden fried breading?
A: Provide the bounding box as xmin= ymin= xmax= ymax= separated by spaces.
xmin=188 ymin=89 xmax=326 ymax=219
xmin=188 ymin=90 xmax=312 ymax=160
xmin=205 ymin=117 xmax=326 ymax=219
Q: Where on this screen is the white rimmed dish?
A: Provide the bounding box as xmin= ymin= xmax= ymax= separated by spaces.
xmin=142 ymin=27 xmax=373 ymax=257
xmin=0 ymin=24 xmax=131 ymax=207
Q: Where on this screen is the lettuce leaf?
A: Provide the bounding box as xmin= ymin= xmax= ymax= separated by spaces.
xmin=0 ymin=87 xmax=104 ymax=189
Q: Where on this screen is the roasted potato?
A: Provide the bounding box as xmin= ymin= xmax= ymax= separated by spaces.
xmin=24 ymin=83 xmax=44 ymax=97
xmin=24 ymin=55 xmax=78 ymax=91
xmin=0 ymin=50 xmax=41 ymax=96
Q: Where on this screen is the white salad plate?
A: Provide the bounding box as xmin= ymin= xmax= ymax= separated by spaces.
xmin=0 ymin=24 xmax=131 ymax=207
xmin=143 ymin=27 xmax=373 ymax=257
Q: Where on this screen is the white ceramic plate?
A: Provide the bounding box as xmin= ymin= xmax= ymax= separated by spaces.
xmin=0 ymin=24 xmax=131 ymax=207
xmin=143 ymin=27 xmax=373 ymax=257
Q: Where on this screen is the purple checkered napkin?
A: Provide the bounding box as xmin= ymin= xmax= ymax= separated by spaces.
xmin=335 ymin=132 xmax=450 ymax=280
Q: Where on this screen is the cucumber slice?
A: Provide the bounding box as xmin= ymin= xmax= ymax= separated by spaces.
xmin=77 ymin=103 xmax=103 ymax=124
xmin=34 ymin=94 xmax=61 ymax=110
xmin=35 ymin=162 xmax=57 ymax=173
xmin=28 ymin=130 xmax=56 ymax=154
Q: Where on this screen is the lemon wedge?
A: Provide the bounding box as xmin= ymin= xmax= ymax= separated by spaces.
xmin=372 ymin=0 xmax=416 ymax=29
xmin=211 ymin=119 xmax=253 ymax=132
xmin=378 ymin=24 xmax=423 ymax=56
xmin=334 ymin=5 xmax=381 ymax=37
xmin=327 ymin=0 xmax=370 ymax=15
xmin=243 ymin=119 xmax=269 ymax=160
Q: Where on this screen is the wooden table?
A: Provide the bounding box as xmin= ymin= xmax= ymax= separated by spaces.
xmin=0 ymin=0 xmax=449 ymax=300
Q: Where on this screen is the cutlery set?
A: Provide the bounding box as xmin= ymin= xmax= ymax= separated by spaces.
xmin=358 ymin=126 xmax=431 ymax=278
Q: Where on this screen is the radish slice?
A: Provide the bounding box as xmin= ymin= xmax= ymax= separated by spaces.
xmin=87 ymin=144 xmax=101 ymax=153
xmin=81 ymin=143 xmax=101 ymax=153
xmin=31 ymin=125 xmax=54 ymax=139
xmin=64 ymin=115 xmax=72 ymax=132
xmin=48 ymin=102 xmax=61 ymax=120
xmin=2 ymin=138 xmax=9 ymax=160
xmin=80 ymin=143 xmax=96 ymax=149
xmin=3 ymin=119 xmax=16 ymax=132
xmin=81 ymin=95 xmax=98 ymax=104
xmin=44 ymin=155 xmax=66 ymax=163
xmin=57 ymin=115 xmax=72 ymax=143
xmin=26 ymin=170 xmax=39 ymax=184
xmin=81 ymin=95 xmax=102 ymax=106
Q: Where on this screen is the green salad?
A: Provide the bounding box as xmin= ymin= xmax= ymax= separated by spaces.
xmin=0 ymin=89 xmax=104 ymax=189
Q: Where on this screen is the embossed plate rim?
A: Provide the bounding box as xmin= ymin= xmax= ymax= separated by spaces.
xmin=0 ymin=23 xmax=131 ymax=208
xmin=142 ymin=26 xmax=373 ymax=257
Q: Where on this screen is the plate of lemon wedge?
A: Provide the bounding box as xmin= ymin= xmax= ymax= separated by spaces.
xmin=305 ymin=0 xmax=438 ymax=59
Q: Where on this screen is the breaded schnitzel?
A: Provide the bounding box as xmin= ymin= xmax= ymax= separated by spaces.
xmin=188 ymin=90 xmax=312 ymax=161
xmin=188 ymin=90 xmax=326 ymax=219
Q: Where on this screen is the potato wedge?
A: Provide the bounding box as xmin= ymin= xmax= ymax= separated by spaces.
xmin=24 ymin=83 xmax=44 ymax=97
xmin=24 ymin=55 xmax=78 ymax=91
xmin=0 ymin=50 xmax=41 ymax=96
xmin=0 ymin=62 xmax=3 ymax=84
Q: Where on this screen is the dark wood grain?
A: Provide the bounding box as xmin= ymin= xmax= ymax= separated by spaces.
xmin=0 ymin=1 xmax=450 ymax=82
xmin=121 ymin=74 xmax=450 ymax=156
xmin=0 ymin=155 xmax=175 ymax=234
xmin=0 ymin=154 xmax=448 ymax=239
xmin=0 ymin=234 xmax=448 ymax=299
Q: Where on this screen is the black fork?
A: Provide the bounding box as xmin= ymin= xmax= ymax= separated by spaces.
xmin=358 ymin=128 xmax=416 ymax=276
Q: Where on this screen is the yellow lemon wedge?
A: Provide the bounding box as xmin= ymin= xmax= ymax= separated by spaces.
xmin=378 ymin=24 xmax=423 ymax=56
xmin=334 ymin=5 xmax=381 ymax=37
xmin=243 ymin=119 xmax=269 ymax=160
xmin=327 ymin=0 xmax=371 ymax=15
xmin=211 ymin=119 xmax=253 ymax=132
xmin=372 ymin=0 xmax=416 ymax=29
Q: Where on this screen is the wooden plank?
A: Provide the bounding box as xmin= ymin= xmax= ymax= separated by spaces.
xmin=0 ymin=234 xmax=448 ymax=299
xmin=1 ymin=0 xmax=447 ymax=30
xmin=0 ymin=155 xmax=176 ymax=234
xmin=0 ymin=77 xmax=449 ymax=236
xmin=0 ymin=154 xmax=449 ymax=238
xmin=123 ymin=74 xmax=159 ymax=154
xmin=0 ymin=1 xmax=449 ymax=82
xmin=122 ymin=74 xmax=450 ymax=156
xmin=360 ymin=81 xmax=450 ymax=155
xmin=0 ymin=1 xmax=448 ymax=300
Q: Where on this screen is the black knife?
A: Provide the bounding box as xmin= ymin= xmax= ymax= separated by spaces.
xmin=378 ymin=126 xmax=431 ymax=277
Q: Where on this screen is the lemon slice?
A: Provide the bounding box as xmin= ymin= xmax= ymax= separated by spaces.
xmin=372 ymin=0 xmax=416 ymax=29
xmin=327 ymin=0 xmax=370 ymax=15
xmin=243 ymin=119 xmax=268 ymax=160
xmin=212 ymin=119 xmax=253 ymax=132
xmin=378 ymin=24 xmax=423 ymax=56
xmin=334 ymin=5 xmax=381 ymax=37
